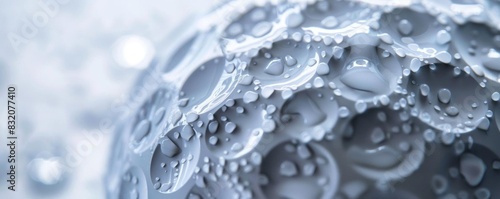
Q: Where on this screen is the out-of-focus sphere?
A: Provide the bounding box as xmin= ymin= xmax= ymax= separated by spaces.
xmin=106 ymin=0 xmax=500 ymax=198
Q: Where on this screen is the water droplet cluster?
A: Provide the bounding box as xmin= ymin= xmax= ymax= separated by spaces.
xmin=107 ymin=0 xmax=500 ymax=198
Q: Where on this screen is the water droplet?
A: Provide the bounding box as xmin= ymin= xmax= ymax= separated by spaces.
xmin=445 ymin=106 xmax=459 ymax=116
xmin=492 ymin=160 xmax=500 ymax=170
xmin=225 ymin=122 xmax=237 ymax=133
xmin=474 ymin=188 xmax=491 ymax=199
xmin=313 ymin=77 xmax=325 ymax=88
xmin=403 ymin=69 xmax=410 ymax=76
xmin=380 ymin=95 xmax=390 ymax=106
xmin=303 ymin=163 xmax=316 ymax=176
xmin=441 ymin=132 xmax=455 ymax=145
xmin=231 ymin=142 xmax=243 ymax=152
xmin=438 ymin=88 xmax=452 ymax=104
xmin=251 ymin=152 xmax=262 ymax=165
xmin=354 ymin=101 xmax=367 ymax=113
xmin=436 ymin=30 xmax=451 ymax=45
xmin=262 ymin=119 xmax=276 ymax=133
xmin=378 ymin=33 xmax=393 ymax=44
xmin=370 ymin=127 xmax=386 ymax=144
xmin=316 ymin=0 xmax=329 ymax=12
xmin=339 ymin=106 xmax=350 ymax=118
xmin=454 ymin=140 xmax=465 ymax=155
xmin=153 ymin=107 xmax=166 ymax=125
xmin=483 ymin=49 xmax=500 ymax=71
xmin=130 ymin=189 xmax=138 ymax=199
xmin=227 ymin=23 xmax=243 ymax=36
xmin=243 ymin=91 xmax=259 ymax=103
xmin=195 ymin=176 xmax=206 ymax=188
xmin=188 ymin=193 xmax=202 ymax=199
xmin=316 ymin=63 xmax=330 ymax=75
xmin=236 ymin=106 xmax=245 ymax=113
xmin=266 ymin=104 xmax=276 ymax=114
xmin=286 ymin=13 xmax=304 ymax=28
xmin=308 ymin=58 xmax=317 ymax=66
xmin=160 ymin=138 xmax=180 ymax=157
xmin=252 ymin=21 xmax=272 ymax=37
xmin=410 ymin=58 xmax=421 ymax=72
xmin=381 ymin=50 xmax=390 ymax=58
xmin=265 ymin=59 xmax=284 ymax=76
xmin=186 ymin=112 xmax=199 ymax=123
xmin=280 ymin=161 xmax=298 ymax=177
xmin=208 ymin=121 xmax=219 ymax=134
xmin=181 ymin=125 xmax=195 ymax=141
xmin=209 ymin=136 xmax=218 ymax=145
xmin=399 ymin=141 xmax=410 ymax=152
xmin=398 ymin=19 xmax=413 ymax=35
xmin=460 ymin=153 xmax=486 ymax=187
xmin=284 ymin=55 xmax=297 ymax=66
xmin=133 ymin=120 xmax=151 ymax=141
xmin=431 ymin=175 xmax=448 ymax=195
xmin=476 ymin=117 xmax=490 ymax=131
xmin=292 ymin=32 xmax=302 ymax=42
xmin=340 ymin=59 xmax=389 ymax=95
xmin=321 ymin=16 xmax=338 ymax=28
xmin=225 ymin=63 xmax=235 ymax=73
xmin=341 ymin=181 xmax=367 ymax=199
xmin=153 ymin=182 xmax=161 ymax=190
xmin=491 ymin=92 xmax=500 ymax=101
xmin=424 ymin=129 xmax=436 ymax=142
xmin=250 ymin=8 xmax=266 ymax=21
xmin=282 ymin=89 xmax=293 ymax=99
xmin=453 ymin=67 xmax=461 ymax=76
xmin=229 ymin=161 xmax=239 ymax=172
xmin=332 ymin=46 xmax=344 ymax=59
xmin=419 ymin=84 xmax=430 ymax=96
xmin=239 ymin=75 xmax=254 ymax=85
xmin=468 ymin=136 xmax=474 ymax=149
xmin=436 ymin=51 xmax=452 ymax=63
xmin=297 ymin=144 xmax=312 ymax=159
xmin=377 ymin=112 xmax=387 ymax=122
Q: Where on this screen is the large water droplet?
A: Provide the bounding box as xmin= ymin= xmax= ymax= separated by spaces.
xmin=460 ymin=153 xmax=486 ymax=187
xmin=410 ymin=58 xmax=421 ymax=72
xmin=297 ymin=144 xmax=312 ymax=159
xmin=160 ymin=138 xmax=180 ymax=157
xmin=436 ymin=51 xmax=452 ymax=63
xmin=265 ymin=59 xmax=285 ymax=76
xmin=252 ymin=21 xmax=272 ymax=37
xmin=436 ymin=30 xmax=451 ymax=45
xmin=483 ymin=49 xmax=500 ymax=71
xmin=225 ymin=122 xmax=237 ymax=133
xmin=398 ymin=19 xmax=413 ymax=35
xmin=286 ymin=13 xmax=304 ymax=28
xmin=284 ymin=55 xmax=297 ymax=66
xmin=243 ymin=91 xmax=259 ymax=103
xmin=438 ymin=88 xmax=452 ymax=104
xmin=280 ymin=160 xmax=298 ymax=177
xmin=321 ymin=16 xmax=338 ymax=28
xmin=181 ymin=125 xmax=195 ymax=141
xmin=133 ymin=120 xmax=151 ymax=141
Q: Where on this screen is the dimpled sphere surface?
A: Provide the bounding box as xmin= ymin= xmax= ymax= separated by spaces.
xmin=106 ymin=0 xmax=500 ymax=198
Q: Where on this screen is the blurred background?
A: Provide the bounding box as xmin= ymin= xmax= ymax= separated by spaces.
xmin=0 ymin=0 xmax=214 ymax=198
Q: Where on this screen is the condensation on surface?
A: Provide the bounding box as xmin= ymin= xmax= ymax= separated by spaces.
xmin=107 ymin=0 xmax=500 ymax=198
